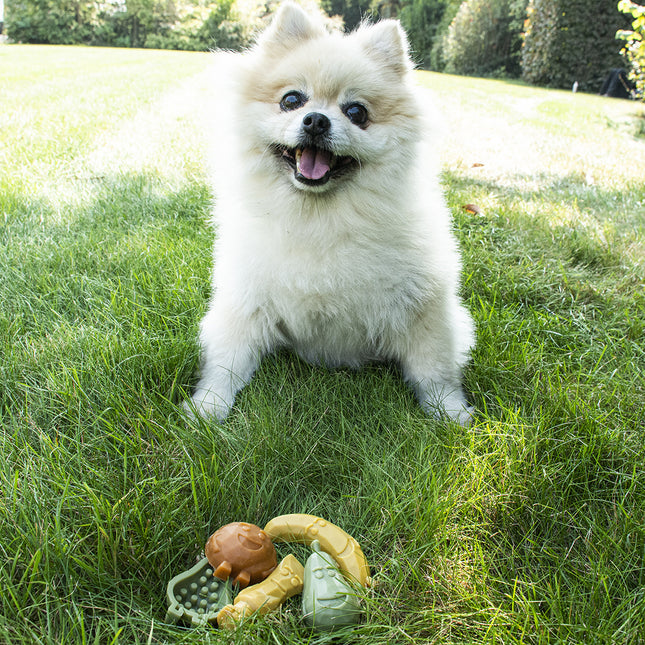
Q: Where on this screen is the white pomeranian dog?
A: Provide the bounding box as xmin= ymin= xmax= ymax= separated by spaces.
xmin=187 ymin=3 xmax=475 ymax=425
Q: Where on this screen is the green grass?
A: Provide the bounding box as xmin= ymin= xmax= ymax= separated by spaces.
xmin=1 ymin=45 xmax=644 ymax=644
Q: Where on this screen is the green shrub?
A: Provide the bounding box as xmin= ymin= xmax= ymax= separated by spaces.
xmin=143 ymin=0 xmax=250 ymax=51
xmin=322 ymin=0 xmax=371 ymax=30
xmin=522 ymin=0 xmax=632 ymax=92
xmin=5 ymin=0 xmax=97 ymax=44
xmin=428 ymin=0 xmax=463 ymax=70
xmin=4 ymin=0 xmax=251 ymax=51
xmin=443 ymin=0 xmax=528 ymax=77
xmin=194 ymin=2 xmax=251 ymax=51
xmin=617 ymin=0 xmax=645 ymax=99
xmin=397 ymin=0 xmax=447 ymax=68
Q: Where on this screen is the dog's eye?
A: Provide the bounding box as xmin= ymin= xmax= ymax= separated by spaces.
xmin=344 ymin=103 xmax=368 ymax=127
xmin=280 ymin=91 xmax=307 ymax=111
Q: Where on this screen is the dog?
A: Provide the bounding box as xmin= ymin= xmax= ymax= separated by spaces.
xmin=187 ymin=2 xmax=475 ymax=426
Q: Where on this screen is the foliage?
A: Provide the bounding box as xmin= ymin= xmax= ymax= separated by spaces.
xmin=443 ymin=0 xmax=528 ymax=77
xmin=398 ymin=0 xmax=447 ymax=68
xmin=100 ymin=0 xmax=179 ymax=49
xmin=5 ymin=0 xmax=99 ymax=44
xmin=4 ymin=0 xmax=252 ymax=50
xmin=428 ymin=0 xmax=462 ymax=70
xmin=322 ymin=0 xmax=372 ymax=29
xmin=521 ymin=0 xmax=633 ymax=92
xmin=367 ymin=0 xmax=450 ymax=70
xmin=617 ymin=0 xmax=645 ymax=99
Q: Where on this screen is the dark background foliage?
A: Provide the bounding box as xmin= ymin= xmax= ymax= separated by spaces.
xmin=442 ymin=0 xmax=528 ymax=77
xmin=522 ymin=0 xmax=634 ymax=92
xmin=5 ymin=0 xmax=246 ymax=50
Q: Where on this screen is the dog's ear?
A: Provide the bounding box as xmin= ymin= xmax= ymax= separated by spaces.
xmin=257 ymin=3 xmax=326 ymax=53
xmin=358 ymin=20 xmax=412 ymax=75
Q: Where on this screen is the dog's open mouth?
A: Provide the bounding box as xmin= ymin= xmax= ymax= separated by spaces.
xmin=276 ymin=146 xmax=357 ymax=186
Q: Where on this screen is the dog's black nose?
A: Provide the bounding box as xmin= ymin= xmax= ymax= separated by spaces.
xmin=302 ymin=112 xmax=330 ymax=137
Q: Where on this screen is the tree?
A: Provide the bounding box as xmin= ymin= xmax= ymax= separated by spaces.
xmin=5 ymin=0 xmax=98 ymax=44
xmin=5 ymin=0 xmax=250 ymax=50
xmin=617 ymin=0 xmax=645 ymax=99
xmin=322 ymin=0 xmax=371 ymax=29
xmin=443 ymin=0 xmax=527 ymax=77
xmin=398 ymin=0 xmax=446 ymax=68
xmin=103 ymin=0 xmax=177 ymax=48
xmin=429 ymin=0 xmax=470 ymax=70
xmin=193 ymin=0 xmax=248 ymax=50
xmin=368 ymin=0 xmax=449 ymax=69
xmin=521 ymin=0 xmax=634 ymax=92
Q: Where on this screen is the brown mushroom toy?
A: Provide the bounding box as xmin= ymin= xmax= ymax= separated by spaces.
xmin=205 ymin=522 xmax=278 ymax=588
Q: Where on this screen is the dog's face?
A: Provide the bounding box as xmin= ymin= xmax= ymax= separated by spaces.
xmin=235 ymin=4 xmax=421 ymax=194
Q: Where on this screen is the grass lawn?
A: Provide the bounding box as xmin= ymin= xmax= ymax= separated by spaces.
xmin=1 ymin=44 xmax=644 ymax=644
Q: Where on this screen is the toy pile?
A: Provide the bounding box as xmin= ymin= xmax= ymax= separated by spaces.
xmin=165 ymin=514 xmax=371 ymax=630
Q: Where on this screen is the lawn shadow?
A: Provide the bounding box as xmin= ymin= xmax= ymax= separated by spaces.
xmin=1 ymin=171 xmax=212 ymax=428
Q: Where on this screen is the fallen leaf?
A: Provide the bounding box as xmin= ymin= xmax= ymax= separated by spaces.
xmin=462 ymin=203 xmax=482 ymax=215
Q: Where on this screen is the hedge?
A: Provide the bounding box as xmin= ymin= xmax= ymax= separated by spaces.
xmin=522 ymin=0 xmax=634 ymax=93
xmin=443 ymin=0 xmax=527 ymax=77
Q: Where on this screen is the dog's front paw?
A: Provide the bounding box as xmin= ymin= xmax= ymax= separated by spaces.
xmin=423 ymin=401 xmax=474 ymax=427
xmin=417 ymin=386 xmax=474 ymax=427
xmin=445 ymin=404 xmax=475 ymax=427
xmin=184 ymin=387 xmax=233 ymax=422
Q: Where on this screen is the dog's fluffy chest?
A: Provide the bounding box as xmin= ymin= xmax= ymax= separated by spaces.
xmin=220 ymin=216 xmax=430 ymax=365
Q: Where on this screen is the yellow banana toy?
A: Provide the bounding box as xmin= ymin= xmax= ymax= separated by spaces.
xmin=264 ymin=514 xmax=371 ymax=588
xmin=216 ymin=555 xmax=304 ymax=629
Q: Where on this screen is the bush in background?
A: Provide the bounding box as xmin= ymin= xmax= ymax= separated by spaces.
xmin=142 ymin=0 xmax=251 ymax=51
xmin=617 ymin=0 xmax=645 ymax=99
xmin=397 ymin=0 xmax=447 ymax=68
xmin=521 ymin=0 xmax=633 ymax=92
xmin=7 ymin=0 xmax=641 ymax=96
xmin=442 ymin=0 xmax=527 ymax=77
xmin=4 ymin=0 xmax=253 ymax=50
xmin=322 ymin=0 xmax=371 ymax=30
xmin=427 ymin=0 xmax=463 ymax=71
xmin=6 ymin=0 xmax=99 ymax=44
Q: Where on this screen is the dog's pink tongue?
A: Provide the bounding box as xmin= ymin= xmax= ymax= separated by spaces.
xmin=298 ymin=147 xmax=332 ymax=180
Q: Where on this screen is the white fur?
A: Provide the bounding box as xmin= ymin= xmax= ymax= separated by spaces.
xmin=187 ymin=3 xmax=475 ymax=425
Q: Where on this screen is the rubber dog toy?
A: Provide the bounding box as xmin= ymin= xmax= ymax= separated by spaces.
xmin=217 ymin=555 xmax=305 ymax=629
xmin=165 ymin=557 xmax=232 ymax=626
xmin=302 ymin=540 xmax=362 ymax=629
xmin=264 ymin=514 xmax=372 ymax=587
xmin=205 ymin=521 xmax=277 ymax=588
xmin=164 ymin=514 xmax=370 ymax=629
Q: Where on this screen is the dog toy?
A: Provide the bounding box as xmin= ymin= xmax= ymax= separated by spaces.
xmin=165 ymin=557 xmax=232 ymax=626
xmin=264 ymin=513 xmax=372 ymax=587
xmin=165 ymin=514 xmax=370 ymax=629
xmin=216 ymin=554 xmax=304 ymax=629
xmin=302 ymin=540 xmax=362 ymax=629
xmin=204 ymin=521 xmax=277 ymax=588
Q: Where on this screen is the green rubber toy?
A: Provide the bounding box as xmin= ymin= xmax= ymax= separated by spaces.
xmin=302 ymin=540 xmax=362 ymax=629
xmin=165 ymin=557 xmax=232 ymax=626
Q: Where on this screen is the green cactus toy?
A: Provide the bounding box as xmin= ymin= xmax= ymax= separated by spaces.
xmin=302 ymin=539 xmax=362 ymax=629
